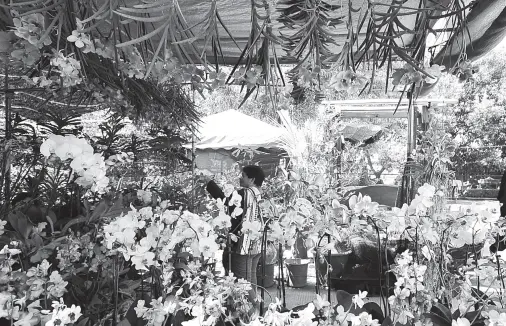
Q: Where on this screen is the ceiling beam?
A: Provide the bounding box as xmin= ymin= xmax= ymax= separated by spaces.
xmin=341 ymin=111 xmax=409 ymax=119
xmin=322 ymin=98 xmax=458 ymax=106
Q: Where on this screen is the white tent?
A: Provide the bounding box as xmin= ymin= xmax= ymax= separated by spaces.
xmin=188 ymin=110 xmax=287 ymax=176
xmin=192 ymin=110 xmax=286 ymax=150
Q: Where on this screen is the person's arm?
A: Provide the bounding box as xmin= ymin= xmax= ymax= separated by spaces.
xmin=206 ymin=180 xmax=225 ymax=200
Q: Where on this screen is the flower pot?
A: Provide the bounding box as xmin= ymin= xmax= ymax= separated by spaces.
xmin=257 ymin=263 xmax=275 ymax=288
xmin=286 ymin=258 xmax=310 ymax=288
xmin=224 ymin=252 xmax=261 ymax=285
xmin=318 ymin=252 xmax=351 ymax=280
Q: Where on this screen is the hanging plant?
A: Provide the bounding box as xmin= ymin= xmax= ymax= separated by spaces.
xmin=226 ymin=0 xmax=285 ymax=107
xmin=329 ymin=69 xmax=369 ymax=91
xmin=277 ymin=0 xmax=343 ymax=86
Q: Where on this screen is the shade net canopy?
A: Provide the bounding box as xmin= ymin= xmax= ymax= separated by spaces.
xmin=113 ymin=0 xmax=506 ymax=65
xmin=191 ymin=110 xmax=286 ymax=150
xmin=118 ymin=0 xmax=420 ymax=65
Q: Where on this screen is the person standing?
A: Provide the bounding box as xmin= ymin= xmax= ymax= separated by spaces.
xmin=206 ymin=165 xmax=265 ymax=288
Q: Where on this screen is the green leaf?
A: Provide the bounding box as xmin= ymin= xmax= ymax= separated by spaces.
xmin=88 ymin=199 xmax=111 ymax=223
xmin=113 ymin=10 xmax=170 ymax=23
xmin=76 ymin=317 xmax=90 ymax=326
xmin=465 ymin=311 xmax=485 ymax=326
xmin=30 ymin=243 xmax=58 ymax=263
xmin=362 ymin=302 xmax=384 ymax=323
xmin=430 ymin=302 xmax=452 ymax=323
xmin=391 ymin=69 xmax=407 ymax=86
xmin=423 ymin=313 xmax=452 ymax=326
xmin=334 ymin=290 xmax=353 ymax=310
xmin=61 ymin=216 xmax=88 ymax=234
xmin=32 ymin=234 xmax=44 ymax=248
xmin=381 ymin=317 xmax=393 ymax=326
xmin=144 ymin=26 xmax=169 ymax=79
xmin=8 ymin=212 xmax=32 ymax=239
xmin=115 ymin=21 xmax=170 ymax=47
xmin=121 ymin=297 xmax=151 ymax=326
xmin=118 ymin=3 xmax=173 ymax=14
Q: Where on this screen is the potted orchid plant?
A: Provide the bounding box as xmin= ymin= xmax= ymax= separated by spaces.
xmin=305 ymin=189 xmax=355 ymax=287
xmin=349 ymin=182 xmax=505 ymax=326
xmin=4 ymin=134 xmax=506 ymax=326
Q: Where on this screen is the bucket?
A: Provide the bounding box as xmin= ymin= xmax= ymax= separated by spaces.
xmin=286 ymin=259 xmax=310 ymax=288
xmin=257 ymin=263 xmax=275 ymax=288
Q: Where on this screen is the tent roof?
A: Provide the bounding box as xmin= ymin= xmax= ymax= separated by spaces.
xmin=192 ymin=110 xmax=286 ymax=150
xmin=341 ymin=125 xmax=382 ymax=144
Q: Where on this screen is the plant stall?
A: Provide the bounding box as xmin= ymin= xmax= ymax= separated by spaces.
xmin=0 ymin=0 xmax=506 ymax=326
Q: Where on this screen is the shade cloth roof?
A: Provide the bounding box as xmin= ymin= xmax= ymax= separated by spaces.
xmin=115 ymin=0 xmax=506 ymax=66
xmin=175 ymin=0 xmax=418 ymax=64
xmin=191 ymin=110 xmax=286 ymax=150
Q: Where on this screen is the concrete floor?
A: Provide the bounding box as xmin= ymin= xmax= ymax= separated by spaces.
xmin=259 ymin=265 xmax=383 ymax=310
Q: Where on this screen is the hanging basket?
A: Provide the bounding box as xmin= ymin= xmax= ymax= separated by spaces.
xmin=286 ymin=258 xmax=310 ymax=288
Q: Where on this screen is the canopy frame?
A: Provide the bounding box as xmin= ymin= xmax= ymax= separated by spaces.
xmin=323 ymin=98 xmax=458 ymax=205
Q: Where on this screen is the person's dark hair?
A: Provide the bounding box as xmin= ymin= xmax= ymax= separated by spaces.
xmin=243 ymin=165 xmax=265 ymax=187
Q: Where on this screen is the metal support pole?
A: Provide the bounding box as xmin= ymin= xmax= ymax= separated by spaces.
xmin=407 ymin=105 xmax=417 ymax=158
xmin=259 ymin=226 xmax=268 ymax=316
xmin=327 ymin=234 xmax=331 ymax=304
xmin=315 ymin=249 xmax=320 ymax=295
xmin=190 ymin=133 xmax=195 ymax=212
xmin=278 ymin=243 xmax=286 ymax=310
xmin=405 ymin=105 xmax=418 ymax=205
xmin=1 ymin=62 xmax=11 ymax=217
xmin=397 ymin=104 xmax=418 ymax=207
xmin=190 ymin=86 xmax=196 ymax=212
